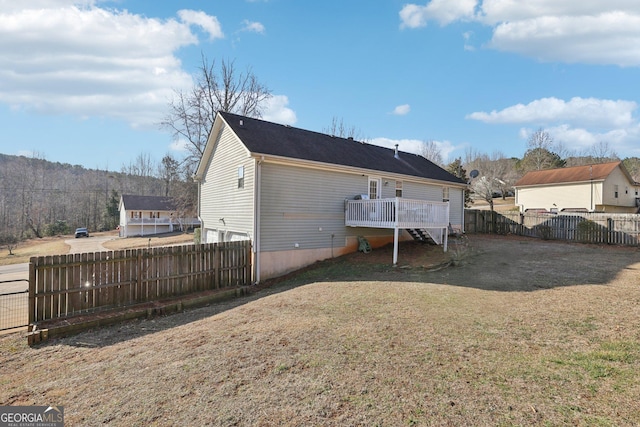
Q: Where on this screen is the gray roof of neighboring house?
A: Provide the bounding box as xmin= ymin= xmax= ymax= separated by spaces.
xmin=120 ymin=195 xmax=176 ymax=211
xmin=218 ymin=111 xmax=466 ymax=185
xmin=514 ymin=161 xmax=628 ymax=187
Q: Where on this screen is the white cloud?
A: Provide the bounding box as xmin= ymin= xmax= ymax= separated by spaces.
xmin=472 ymin=96 xmax=640 ymax=157
xmin=399 ymin=0 xmax=477 ymax=28
xmin=262 ymin=95 xmax=297 ymax=125
xmin=462 ymin=31 xmax=475 ymax=51
xmin=521 ymin=124 xmax=640 ymax=156
xmin=392 ymin=104 xmax=411 ymax=115
xmin=467 ymin=97 xmax=637 ymax=128
xmin=169 ymin=138 xmax=190 ymax=152
xmin=369 ymin=137 xmax=458 ymax=162
xmin=178 ymin=9 xmax=224 ymax=40
xmin=0 ymin=3 xmax=227 ymax=128
xmin=401 ymin=1 xmax=640 ymax=66
xmin=241 ymin=19 xmax=265 ymax=34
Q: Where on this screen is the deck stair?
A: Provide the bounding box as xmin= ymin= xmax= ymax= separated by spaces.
xmin=406 ymin=228 xmax=435 ymax=244
xmin=405 ymin=228 xmax=445 ymax=245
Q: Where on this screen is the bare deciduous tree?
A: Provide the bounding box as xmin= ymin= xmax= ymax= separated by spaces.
xmin=159 ymin=154 xmax=181 ymax=197
xmin=466 ymin=150 xmax=512 ymax=210
xmin=518 ymin=128 xmax=565 ymax=172
xmin=323 ymin=117 xmax=362 ymax=140
xmin=588 ymin=141 xmax=619 ymax=164
xmin=419 ymin=140 xmax=443 ymax=166
xmin=162 ymin=56 xmax=272 ymax=171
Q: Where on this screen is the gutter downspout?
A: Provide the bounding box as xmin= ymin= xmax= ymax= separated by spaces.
xmin=193 ymin=174 xmax=202 ymax=239
xmin=253 ymin=157 xmax=263 ymax=284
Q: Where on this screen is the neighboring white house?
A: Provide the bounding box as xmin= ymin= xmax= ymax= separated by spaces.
xmin=194 ymin=112 xmax=468 ymax=282
xmin=118 ymin=194 xmax=199 ymax=237
xmin=514 ymin=161 xmax=640 ymax=213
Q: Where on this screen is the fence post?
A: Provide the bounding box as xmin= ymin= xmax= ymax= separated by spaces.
xmin=607 ymin=217 xmax=613 ymax=245
xmin=28 ymin=260 xmax=35 ymax=325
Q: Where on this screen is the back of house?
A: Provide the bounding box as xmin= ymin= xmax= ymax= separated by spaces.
xmin=195 ymin=112 xmax=467 ymax=281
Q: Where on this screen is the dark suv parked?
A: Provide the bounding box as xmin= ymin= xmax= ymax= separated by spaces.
xmin=75 ymin=227 xmax=89 ymax=238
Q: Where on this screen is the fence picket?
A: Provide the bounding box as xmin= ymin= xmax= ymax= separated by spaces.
xmin=465 ymin=210 xmax=640 ymax=246
xmin=28 ymin=241 xmax=252 ymax=325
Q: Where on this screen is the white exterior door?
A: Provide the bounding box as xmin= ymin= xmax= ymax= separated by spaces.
xmin=368 ymin=177 xmax=381 ymax=200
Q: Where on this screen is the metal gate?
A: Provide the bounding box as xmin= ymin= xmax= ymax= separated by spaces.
xmin=0 ymin=280 xmax=29 ymax=332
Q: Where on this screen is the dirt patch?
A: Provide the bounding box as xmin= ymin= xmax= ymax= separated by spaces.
xmin=1 ymin=235 xmax=640 ymax=426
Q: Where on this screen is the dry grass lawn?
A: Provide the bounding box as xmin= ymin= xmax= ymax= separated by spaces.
xmin=1 ymin=235 xmax=640 ymax=426
xmin=0 ymin=232 xmax=195 ymax=265
xmin=0 ymin=237 xmax=70 ymax=266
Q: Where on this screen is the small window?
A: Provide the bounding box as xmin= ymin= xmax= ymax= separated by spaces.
xmin=238 ymin=166 xmax=244 ymax=189
xmin=442 ymin=187 xmax=450 ymax=202
xmin=395 ymin=181 xmax=403 ymax=197
xmin=614 ymin=185 xmax=619 ymax=199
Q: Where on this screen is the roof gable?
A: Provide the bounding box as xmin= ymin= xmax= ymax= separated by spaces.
xmin=215 ymin=112 xmax=465 ymax=185
xmin=514 ymin=161 xmax=626 ymax=187
xmin=120 ymin=195 xmax=176 ymax=211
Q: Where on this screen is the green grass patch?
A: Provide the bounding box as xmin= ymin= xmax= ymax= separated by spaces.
xmin=550 ymin=340 xmax=639 ymax=380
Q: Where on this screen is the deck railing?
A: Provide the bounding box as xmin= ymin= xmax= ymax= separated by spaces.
xmin=125 ymin=217 xmax=200 ymax=225
xmin=345 ymin=198 xmax=449 ymax=229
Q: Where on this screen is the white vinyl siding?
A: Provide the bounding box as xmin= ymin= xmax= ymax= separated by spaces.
xmin=403 ymin=181 xmax=443 ymax=200
xmin=258 ymin=166 xmax=464 ymax=252
xmin=199 ymin=123 xmax=255 ymax=241
xmin=259 ymin=163 xmax=371 ymax=252
xmin=516 ymin=182 xmax=601 ymax=212
xmin=603 ymin=167 xmax=637 ymax=207
xmin=448 ymin=187 xmax=463 ymax=228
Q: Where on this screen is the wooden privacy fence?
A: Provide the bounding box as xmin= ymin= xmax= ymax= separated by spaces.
xmin=465 ymin=209 xmax=640 ymax=246
xmin=28 ymin=240 xmax=252 ymax=325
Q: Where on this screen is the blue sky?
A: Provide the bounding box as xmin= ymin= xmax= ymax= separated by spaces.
xmin=1 ymin=0 xmax=640 ymax=172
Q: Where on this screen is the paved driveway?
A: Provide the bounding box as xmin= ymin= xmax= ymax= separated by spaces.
xmin=65 ymin=235 xmax=116 ymax=254
xmin=0 ymin=236 xmax=116 ymax=288
xmin=0 ymin=264 xmax=29 ymax=292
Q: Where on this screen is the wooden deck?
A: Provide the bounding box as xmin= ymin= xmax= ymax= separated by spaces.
xmin=345 ymin=198 xmax=450 ymax=264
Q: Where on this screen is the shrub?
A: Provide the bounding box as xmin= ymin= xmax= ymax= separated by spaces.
xmin=536 ymin=224 xmax=553 ymax=240
xmin=576 ymin=219 xmax=600 ymax=243
xmin=0 ymin=232 xmax=19 ymax=255
xmin=44 ymin=220 xmax=71 ymax=236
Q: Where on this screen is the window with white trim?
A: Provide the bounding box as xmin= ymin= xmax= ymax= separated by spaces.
xmin=238 ymin=166 xmax=244 ymax=189
xmin=442 ymin=187 xmax=450 ymax=202
xmin=395 ymin=181 xmax=403 ymax=197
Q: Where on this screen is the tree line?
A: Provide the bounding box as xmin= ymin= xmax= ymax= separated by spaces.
xmin=427 ymin=129 xmax=640 ymax=211
xmin=0 ymin=152 xmax=197 ymax=246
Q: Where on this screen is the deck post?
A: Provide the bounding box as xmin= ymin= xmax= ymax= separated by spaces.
xmin=443 ymin=228 xmax=448 ymax=252
xmin=393 ymin=227 xmax=399 ymax=265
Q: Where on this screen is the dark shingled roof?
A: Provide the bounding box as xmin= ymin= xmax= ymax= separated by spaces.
xmin=121 ymin=195 xmax=176 ymax=211
xmin=514 ymin=161 xmax=623 ymax=187
xmin=219 ymin=112 xmax=465 ymax=185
